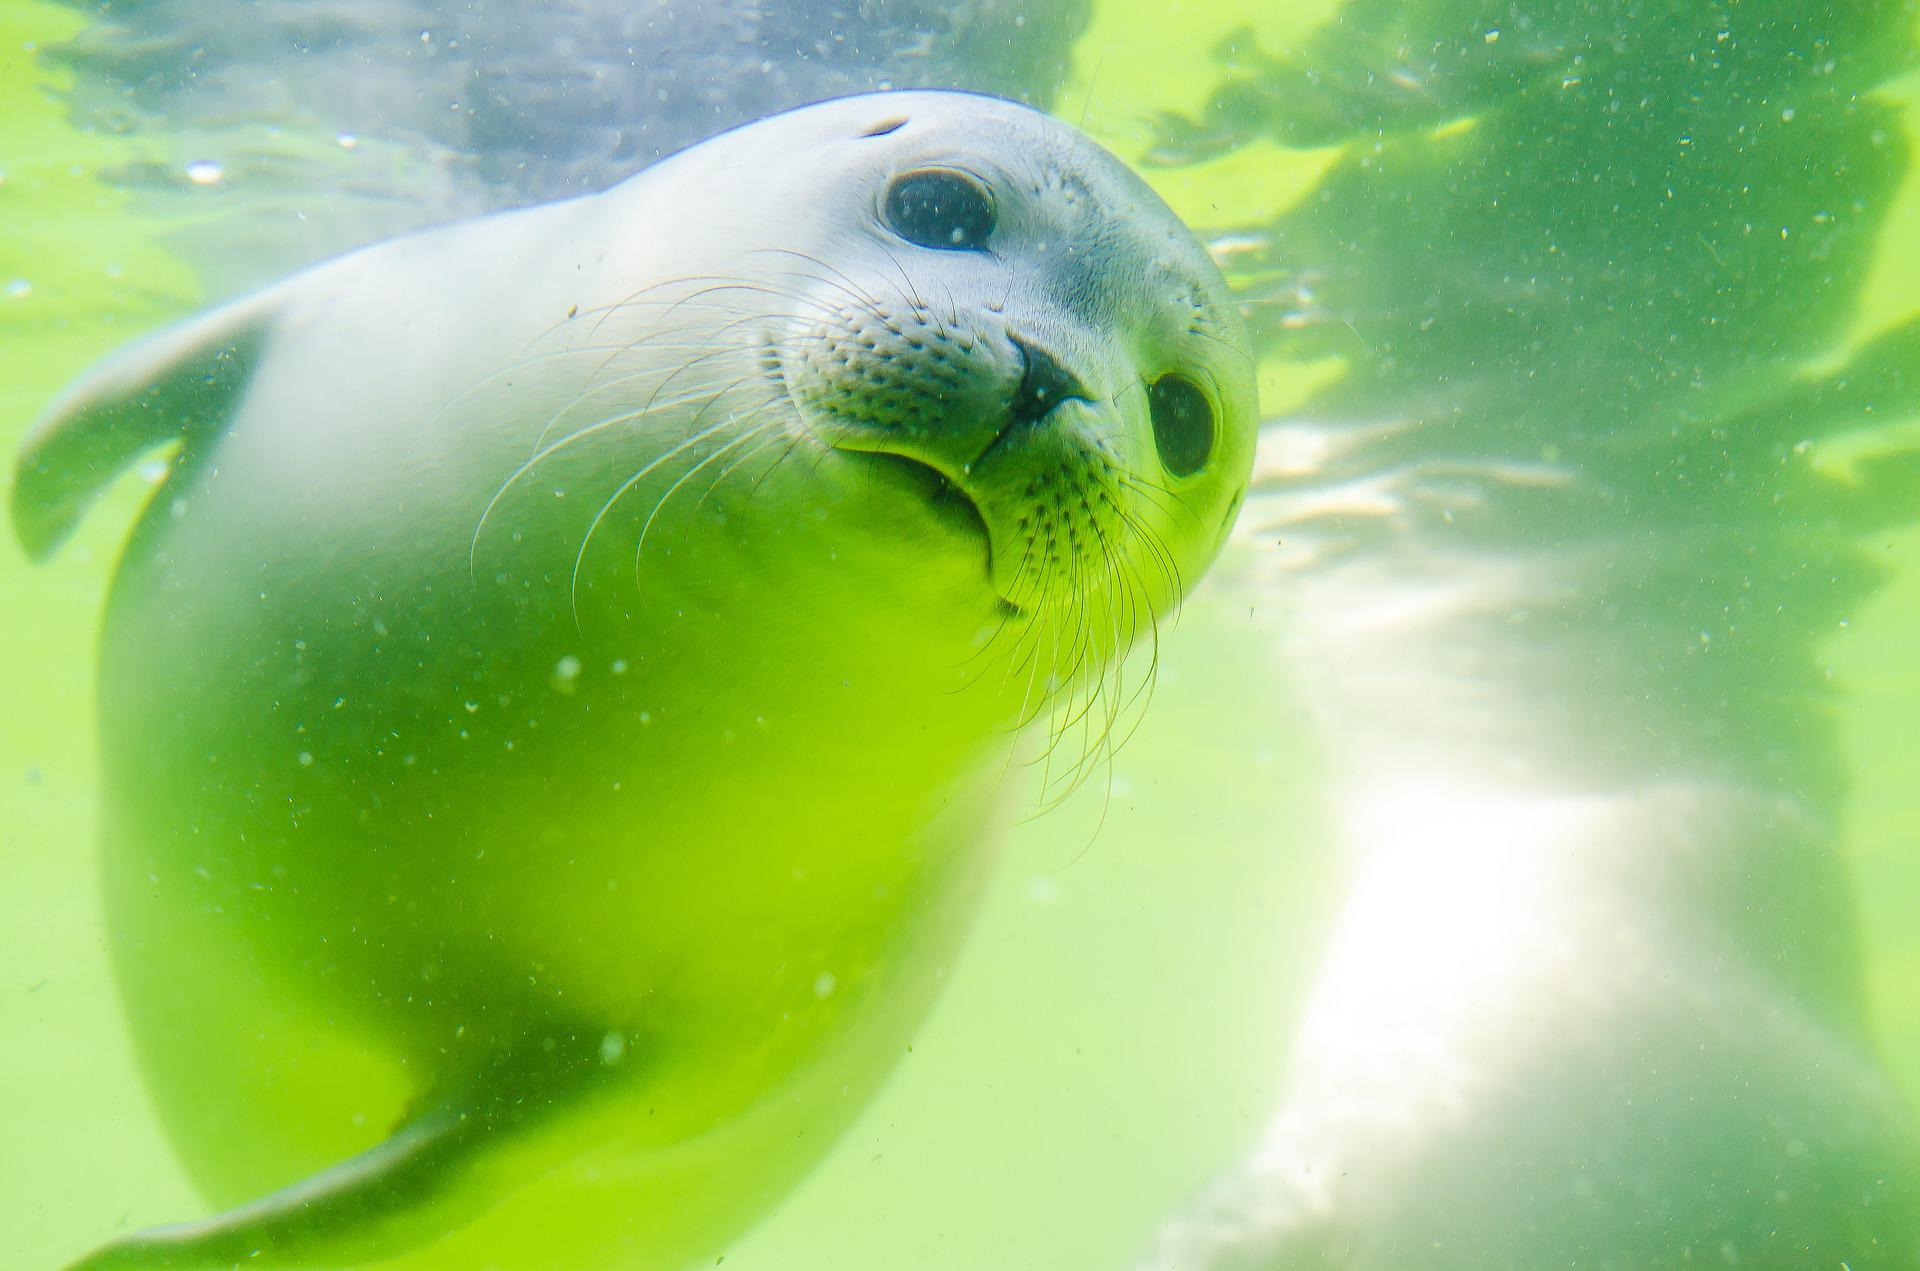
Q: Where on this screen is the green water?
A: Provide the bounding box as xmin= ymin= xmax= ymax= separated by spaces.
xmin=5 ymin=0 xmax=1920 ymax=1267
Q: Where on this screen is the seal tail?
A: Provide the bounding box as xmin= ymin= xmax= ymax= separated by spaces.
xmin=10 ymin=288 xmax=282 ymax=563
xmin=61 ymin=1029 xmax=621 ymax=1271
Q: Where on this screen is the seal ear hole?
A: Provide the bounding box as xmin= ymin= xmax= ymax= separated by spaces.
xmin=861 ymin=117 xmax=909 ymax=138
xmin=1147 ymin=374 xmax=1214 ymax=478
xmin=883 ymin=169 xmax=995 ymax=251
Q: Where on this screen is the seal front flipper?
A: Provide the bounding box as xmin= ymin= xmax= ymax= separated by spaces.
xmin=62 ymin=1028 xmax=625 ymax=1271
xmin=10 ymin=286 xmax=284 ymax=562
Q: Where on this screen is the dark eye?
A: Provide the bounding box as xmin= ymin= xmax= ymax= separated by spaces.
xmin=1147 ymin=374 xmax=1215 ymax=477
xmin=883 ymin=169 xmax=995 ymax=251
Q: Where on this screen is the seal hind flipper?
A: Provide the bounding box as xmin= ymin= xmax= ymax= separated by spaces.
xmin=63 ymin=1028 xmax=621 ymax=1271
xmin=11 ymin=291 xmax=281 ymax=563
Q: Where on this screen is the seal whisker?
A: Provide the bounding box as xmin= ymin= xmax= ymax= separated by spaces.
xmin=533 ymin=306 xmax=826 ymax=456
xmin=1110 ymin=529 xmax=1171 ymax=726
xmin=1002 ymin=535 xmax=1065 ymax=700
xmin=572 ymin=281 xmax=837 ymax=411
xmin=457 ymin=273 xmax=712 ymax=377
xmin=875 ymin=242 xmax=929 ymax=314
xmin=585 ymin=275 xmax=747 ymax=342
xmin=788 ymin=424 xmax=845 ymax=505
xmin=1184 ymin=322 xmax=1249 ymax=359
xmin=740 ymin=431 xmax=821 ymax=508
xmin=527 ymin=340 xmax=752 ymax=457
xmin=998 ymin=542 xmax=1057 ymax=731
xmin=749 ymin=248 xmax=892 ymax=323
xmin=575 ymin=273 xmax=738 ymax=339
xmin=1096 ymin=483 xmax=1186 ymax=605
xmin=1042 ymin=561 xmax=1112 ymax=761
xmin=1062 ymin=649 xmax=1149 ymax=822
xmin=689 ymin=422 xmax=796 ymax=515
xmin=1035 ymin=643 xmax=1094 ymax=794
xmin=1033 ymin=600 xmax=1081 ymax=798
xmin=426 ymin=330 xmax=735 ymax=446
xmin=564 ymin=384 xmax=764 ymax=620
xmin=1108 ymin=505 xmax=1188 ymax=671
xmin=984 ymin=566 xmax=1048 ymax=792
xmin=1007 ymin=618 xmax=1052 ymax=741
xmin=1114 ymin=475 xmax=1203 ymax=531
xmin=1057 ymin=603 xmax=1136 ymax=809
xmin=559 ymin=278 xmax=802 ymax=337
xmin=1105 ymin=479 xmax=1190 ymax=599
xmin=1032 ymin=500 xmax=1169 ymax=809
xmin=749 ymin=246 xmax=870 ymax=291
xmin=679 ymin=265 xmax=889 ymax=338
xmin=632 ymin=411 xmax=787 ymax=577
xmin=735 ymin=272 xmax=885 ymax=323
xmin=958 ymin=526 xmax=1055 ymax=676
xmin=1117 ymin=468 xmax=1209 ymax=526
xmin=1054 ymin=556 xmax=1099 ymax=703
xmin=470 ymin=368 xmax=758 ymax=576
xmin=560 ymin=273 xmax=842 ymax=353
xmin=1035 ymin=529 xmax=1073 ymax=773
xmin=1094 ymin=519 xmax=1166 ymax=748
xmin=650 ymin=279 xmax=839 ymax=323
xmin=577 ymin=339 xmax=750 ymax=448
xmin=464 ymin=274 xmax=810 ymax=410
xmin=960 ymin=594 xmax=1032 ymax=672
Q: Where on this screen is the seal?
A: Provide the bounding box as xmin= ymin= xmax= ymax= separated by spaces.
xmin=13 ymin=91 xmax=1254 ymax=1270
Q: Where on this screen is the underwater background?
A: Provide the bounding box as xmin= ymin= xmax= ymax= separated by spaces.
xmin=4 ymin=0 xmax=1919 ymax=1266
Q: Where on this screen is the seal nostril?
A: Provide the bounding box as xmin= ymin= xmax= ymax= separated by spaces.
xmin=1008 ymin=336 xmax=1092 ymax=429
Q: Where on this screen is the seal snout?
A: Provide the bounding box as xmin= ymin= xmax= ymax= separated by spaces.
xmin=976 ymin=335 xmax=1096 ymax=469
xmin=1008 ymin=336 xmax=1093 ymax=428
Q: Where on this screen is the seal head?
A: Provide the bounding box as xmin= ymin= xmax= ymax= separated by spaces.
xmin=772 ymin=96 xmax=1253 ymax=659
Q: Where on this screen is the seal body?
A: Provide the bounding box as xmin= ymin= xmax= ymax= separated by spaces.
xmin=14 ymin=92 xmax=1254 ymax=1269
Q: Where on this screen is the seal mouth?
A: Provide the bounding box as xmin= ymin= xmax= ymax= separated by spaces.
xmin=846 ymin=451 xmax=1012 ymax=607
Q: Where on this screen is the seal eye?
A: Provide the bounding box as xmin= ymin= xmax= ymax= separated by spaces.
xmin=1147 ymin=374 xmax=1214 ymax=477
xmin=884 ymin=169 xmax=995 ymax=251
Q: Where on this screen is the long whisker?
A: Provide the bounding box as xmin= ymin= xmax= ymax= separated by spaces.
xmin=1117 ymin=468 xmax=1208 ymax=525
xmin=565 ymin=386 xmax=763 ymax=622
xmin=743 ymin=431 xmax=820 ymax=507
xmin=527 ymin=303 xmax=830 ymax=457
xmin=633 ymin=409 xmax=788 ymax=569
xmin=435 ymin=266 xmax=862 ymax=437
xmin=1098 ymin=483 xmax=1185 ymax=605
xmin=690 ymin=425 xmax=795 ymax=514
xmin=875 ymin=242 xmax=928 ymax=313
xmin=748 ymin=248 xmax=892 ymax=323
xmin=470 ymin=368 xmax=756 ymax=575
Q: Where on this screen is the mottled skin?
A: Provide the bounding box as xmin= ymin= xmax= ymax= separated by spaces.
xmin=13 ymin=92 xmax=1253 ymax=1269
